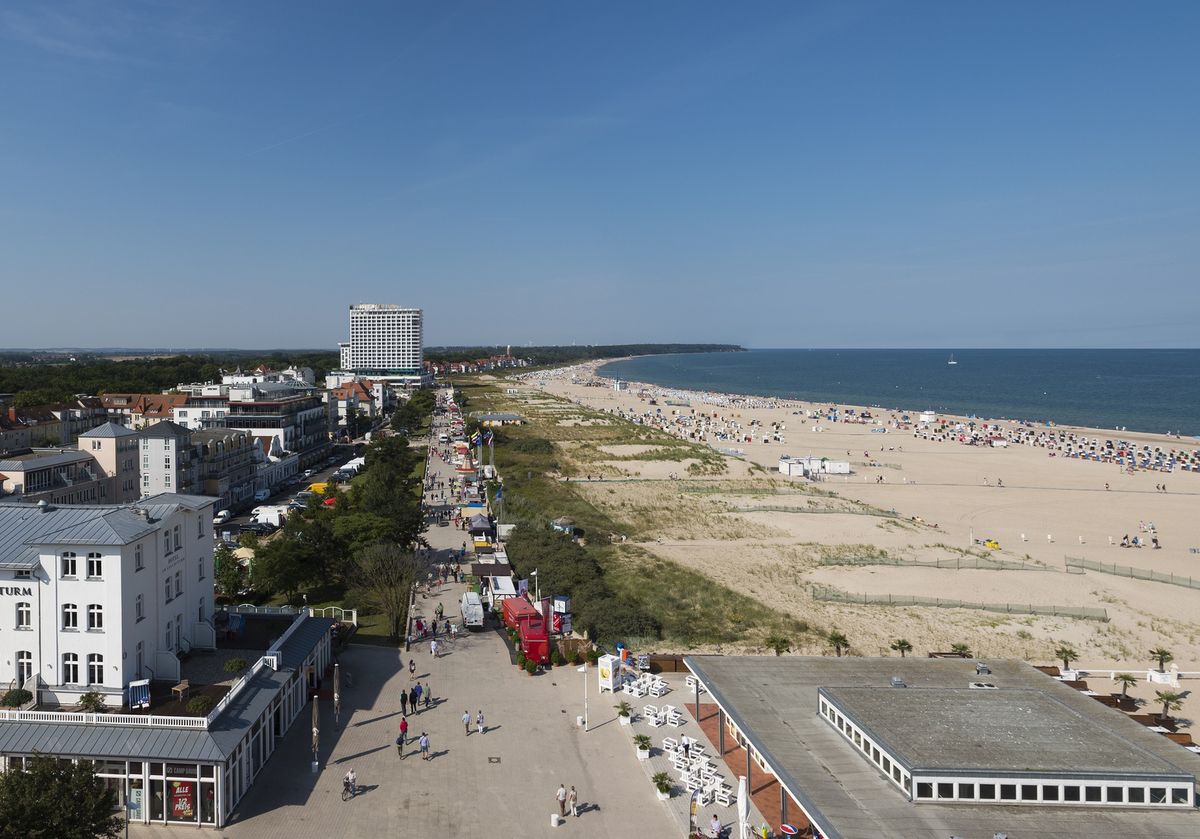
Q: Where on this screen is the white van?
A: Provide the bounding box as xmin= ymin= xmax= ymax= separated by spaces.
xmin=213 ymin=510 xmax=232 ymax=526
xmin=460 ymin=592 xmax=484 ymax=629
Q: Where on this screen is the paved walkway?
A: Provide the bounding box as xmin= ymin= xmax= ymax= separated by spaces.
xmin=132 ymin=409 xmax=680 ymax=837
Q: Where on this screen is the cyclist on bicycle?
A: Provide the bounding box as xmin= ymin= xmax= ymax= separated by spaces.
xmin=343 ymin=768 xmax=357 ymax=797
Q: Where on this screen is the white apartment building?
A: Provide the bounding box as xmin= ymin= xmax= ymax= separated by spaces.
xmin=0 ymin=493 xmax=215 ymax=707
xmin=338 ymin=303 xmax=427 ymax=384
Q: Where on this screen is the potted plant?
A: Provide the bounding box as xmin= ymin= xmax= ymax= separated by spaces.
xmin=78 ymin=690 xmax=106 ymax=714
xmin=516 ymin=652 xmax=526 ymax=669
xmin=633 ymin=733 xmax=652 ymax=760
xmin=651 ymin=771 xmax=672 ymax=801
xmin=524 ymin=659 xmax=537 ymax=676
xmin=614 ymin=700 xmax=632 ymax=726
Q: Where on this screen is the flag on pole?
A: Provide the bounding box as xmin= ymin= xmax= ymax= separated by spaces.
xmin=471 ymin=430 xmax=482 ymax=447
xmin=484 ymin=430 xmax=493 ymax=445
xmin=495 ymin=486 xmax=503 ymax=501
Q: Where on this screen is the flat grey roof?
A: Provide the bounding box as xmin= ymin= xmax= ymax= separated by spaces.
xmin=685 ymin=656 xmax=1200 ymax=839
xmin=0 ymin=449 xmax=92 ymax=470
xmin=823 ymin=686 xmax=1188 ymax=779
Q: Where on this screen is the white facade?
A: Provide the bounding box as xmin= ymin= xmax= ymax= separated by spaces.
xmin=0 ymin=494 xmax=215 ymax=707
xmin=341 ymin=304 xmax=423 ymax=374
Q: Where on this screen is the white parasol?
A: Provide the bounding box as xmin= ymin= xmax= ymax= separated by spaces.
xmin=737 ymin=774 xmax=749 ymax=838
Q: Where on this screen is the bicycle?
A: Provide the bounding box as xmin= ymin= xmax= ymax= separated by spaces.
xmin=342 ymin=780 xmax=359 ymax=801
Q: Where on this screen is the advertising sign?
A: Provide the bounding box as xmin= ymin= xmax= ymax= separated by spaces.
xmin=170 ymin=781 xmax=195 ymax=819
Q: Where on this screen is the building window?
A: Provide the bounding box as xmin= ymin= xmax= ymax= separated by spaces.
xmin=16 ymin=602 xmax=32 ymax=629
xmin=1000 ymin=784 xmax=1017 ymax=801
xmin=164 ymin=578 xmax=172 ymax=603
xmin=174 ymin=571 xmax=182 ymax=598
xmin=135 ymin=544 xmax=144 ymax=571
xmin=61 ymin=552 xmax=77 ymax=578
xmin=1172 ymin=788 xmax=1189 ymax=804
xmin=197 ymin=517 xmax=204 ymax=539
xmin=1127 ymin=787 xmax=1145 ymax=804
xmin=1085 ymin=786 xmax=1102 ymax=802
xmin=62 ymin=603 xmax=78 ymax=630
xmin=957 ymin=783 xmax=975 ymax=800
xmin=136 ymin=594 xmax=144 ymax=622
xmin=87 ymin=604 xmax=103 ymax=630
xmin=1042 ymin=785 xmax=1059 ymax=801
xmin=86 ymin=552 xmax=102 ymax=579
xmin=198 ymin=597 xmax=205 ymax=623
xmin=87 ymin=654 xmax=104 ymax=685
xmin=173 ymin=525 xmax=181 ymax=551
xmin=1021 ymin=784 xmax=1038 ymax=801
xmin=135 ymin=641 xmax=144 ymax=678
xmin=62 ymin=653 xmax=79 ymax=684
xmin=16 ymin=651 xmax=32 ymax=684
xmin=165 ymin=626 xmax=173 ymax=651
xmin=1063 ymin=785 xmax=1080 ymax=801
xmin=915 ymin=782 xmax=933 ymax=799
xmin=937 ymin=783 xmax=954 ymax=799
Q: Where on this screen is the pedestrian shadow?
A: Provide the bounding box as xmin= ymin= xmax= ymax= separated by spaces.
xmin=578 ymin=802 xmax=599 ymax=815
xmin=333 ymin=744 xmax=389 ymax=764
xmin=352 ymin=784 xmax=380 ymax=797
xmin=353 ymin=711 xmax=399 ymax=727
xmin=428 ymin=749 xmax=449 ymax=760
xmin=478 ymin=724 xmax=501 ymax=733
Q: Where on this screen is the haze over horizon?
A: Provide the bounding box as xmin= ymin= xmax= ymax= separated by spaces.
xmin=2 ymin=1 xmax=1196 ymax=349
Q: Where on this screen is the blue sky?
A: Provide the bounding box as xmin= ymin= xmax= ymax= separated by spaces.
xmin=1 ymin=1 xmax=1196 ymax=349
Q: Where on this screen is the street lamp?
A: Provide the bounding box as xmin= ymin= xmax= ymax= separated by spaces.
xmin=530 ymin=569 xmax=539 ymax=602
xmin=577 ymin=663 xmax=588 ymax=732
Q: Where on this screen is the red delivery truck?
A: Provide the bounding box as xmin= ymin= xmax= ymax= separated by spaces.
xmin=502 ymin=596 xmax=539 ymax=632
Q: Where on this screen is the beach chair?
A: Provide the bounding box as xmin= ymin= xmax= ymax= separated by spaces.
xmin=647 ymin=711 xmax=666 ymax=728
xmin=712 ymin=783 xmax=733 ymax=807
xmin=662 ymin=736 xmax=678 ymax=754
xmin=643 ymin=704 xmax=659 ymax=719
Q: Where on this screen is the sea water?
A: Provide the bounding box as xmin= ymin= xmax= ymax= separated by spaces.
xmin=597 ymin=349 xmax=1200 ymax=437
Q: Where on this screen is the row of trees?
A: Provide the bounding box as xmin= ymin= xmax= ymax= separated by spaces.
xmin=0 ymin=351 xmax=339 ymax=406
xmin=391 ymin=389 xmax=436 ymax=434
xmin=242 ymin=433 xmax=428 ymax=641
xmin=426 ymin=343 xmax=743 ymax=367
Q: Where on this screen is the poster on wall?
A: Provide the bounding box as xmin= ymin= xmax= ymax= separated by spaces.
xmin=170 ymin=781 xmax=195 ymax=819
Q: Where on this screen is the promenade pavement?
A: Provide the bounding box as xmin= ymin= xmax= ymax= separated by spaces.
xmin=132 ymin=418 xmax=681 ymax=838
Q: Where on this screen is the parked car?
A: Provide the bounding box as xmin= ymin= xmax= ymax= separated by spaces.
xmin=213 ymin=509 xmax=232 ymax=526
xmin=254 ymin=489 xmax=271 ymax=502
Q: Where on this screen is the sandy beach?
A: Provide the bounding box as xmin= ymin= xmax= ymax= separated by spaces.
xmin=498 ymin=361 xmax=1200 ymax=709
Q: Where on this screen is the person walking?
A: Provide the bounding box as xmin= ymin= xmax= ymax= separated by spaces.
xmin=709 ymin=813 xmax=722 ymax=838
xmin=568 ymin=785 xmax=578 ymax=817
xmin=463 ymin=710 xmax=471 ymax=735
xmin=476 ymin=709 xmax=485 ymax=735
xmin=409 ymin=659 xmax=416 ymax=680
xmin=431 ymin=638 xmax=439 ymax=658
xmin=422 ymin=681 xmax=432 ymax=710
xmin=419 ymin=732 xmax=430 ymax=761
xmin=409 ymin=686 xmax=419 ymax=714
xmin=397 ymin=717 xmax=409 ymax=758
xmin=400 ymin=689 xmax=408 ymax=716
xmin=556 ymin=783 xmax=567 ymax=817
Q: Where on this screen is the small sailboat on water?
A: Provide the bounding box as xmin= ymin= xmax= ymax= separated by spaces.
xmin=947 ymin=354 xmax=958 ymax=366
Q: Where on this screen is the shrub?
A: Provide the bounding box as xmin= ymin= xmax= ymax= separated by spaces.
xmin=223 ymin=657 xmax=247 ymax=675
xmin=187 ymin=695 xmax=215 ymax=716
xmin=572 ymin=651 xmax=584 ymax=666
xmin=613 ymin=700 xmax=632 ymax=718
xmin=585 ymin=648 xmax=599 ymax=664
xmin=0 ymin=688 xmax=32 ymax=707
xmin=516 ymin=652 xmax=526 ymax=668
xmin=651 ymin=771 xmax=672 ymax=794
xmin=524 ymin=659 xmax=537 ymax=675
xmin=77 ymin=690 xmax=106 ymax=713
xmin=551 ymin=650 xmax=564 ymax=667
xmin=633 ymin=733 xmax=652 ymax=750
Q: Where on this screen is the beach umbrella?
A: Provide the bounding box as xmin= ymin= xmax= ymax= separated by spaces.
xmin=333 ymin=664 xmax=341 ymax=726
xmin=737 ymin=775 xmax=749 ymax=839
xmin=311 ymin=694 xmax=320 ymax=771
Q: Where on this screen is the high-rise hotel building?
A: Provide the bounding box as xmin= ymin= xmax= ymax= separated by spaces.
xmin=336 ymin=304 xmax=428 ymax=386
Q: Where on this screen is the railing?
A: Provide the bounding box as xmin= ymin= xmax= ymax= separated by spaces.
xmin=0 ymin=709 xmax=207 ymax=729
xmin=1065 ymin=556 xmax=1200 ymax=590
xmin=811 ymin=584 xmax=1109 ymax=622
xmin=819 ymin=555 xmax=1054 ymax=572
xmin=309 ymin=606 xmax=357 ymax=626
xmin=205 ymin=655 xmax=272 ymax=725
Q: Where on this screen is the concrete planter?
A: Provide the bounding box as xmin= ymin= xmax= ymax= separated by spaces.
xmin=618 ymin=715 xmax=631 ymax=726
xmin=637 ymin=747 xmax=650 ymax=760
xmin=655 ymin=789 xmax=670 ymax=801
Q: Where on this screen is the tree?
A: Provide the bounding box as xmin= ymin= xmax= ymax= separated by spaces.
xmin=352 ymin=436 xmax=426 ymax=547
xmin=348 ymin=543 xmax=423 ymax=642
xmin=1150 ymin=647 xmax=1174 ymax=672
xmin=1054 ymin=644 xmax=1077 ymax=671
xmin=0 ymin=755 xmax=121 ymax=839
xmin=214 ymin=543 xmax=245 ymax=599
xmin=765 ymin=635 xmax=791 ymax=657
xmin=950 ymin=643 xmax=972 ymax=657
xmin=1113 ymin=673 xmax=1137 ymax=698
xmin=1154 ymin=690 xmax=1184 ymax=720
xmin=890 ymin=639 xmax=912 ymax=658
xmin=828 ymin=630 xmax=849 ymax=657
